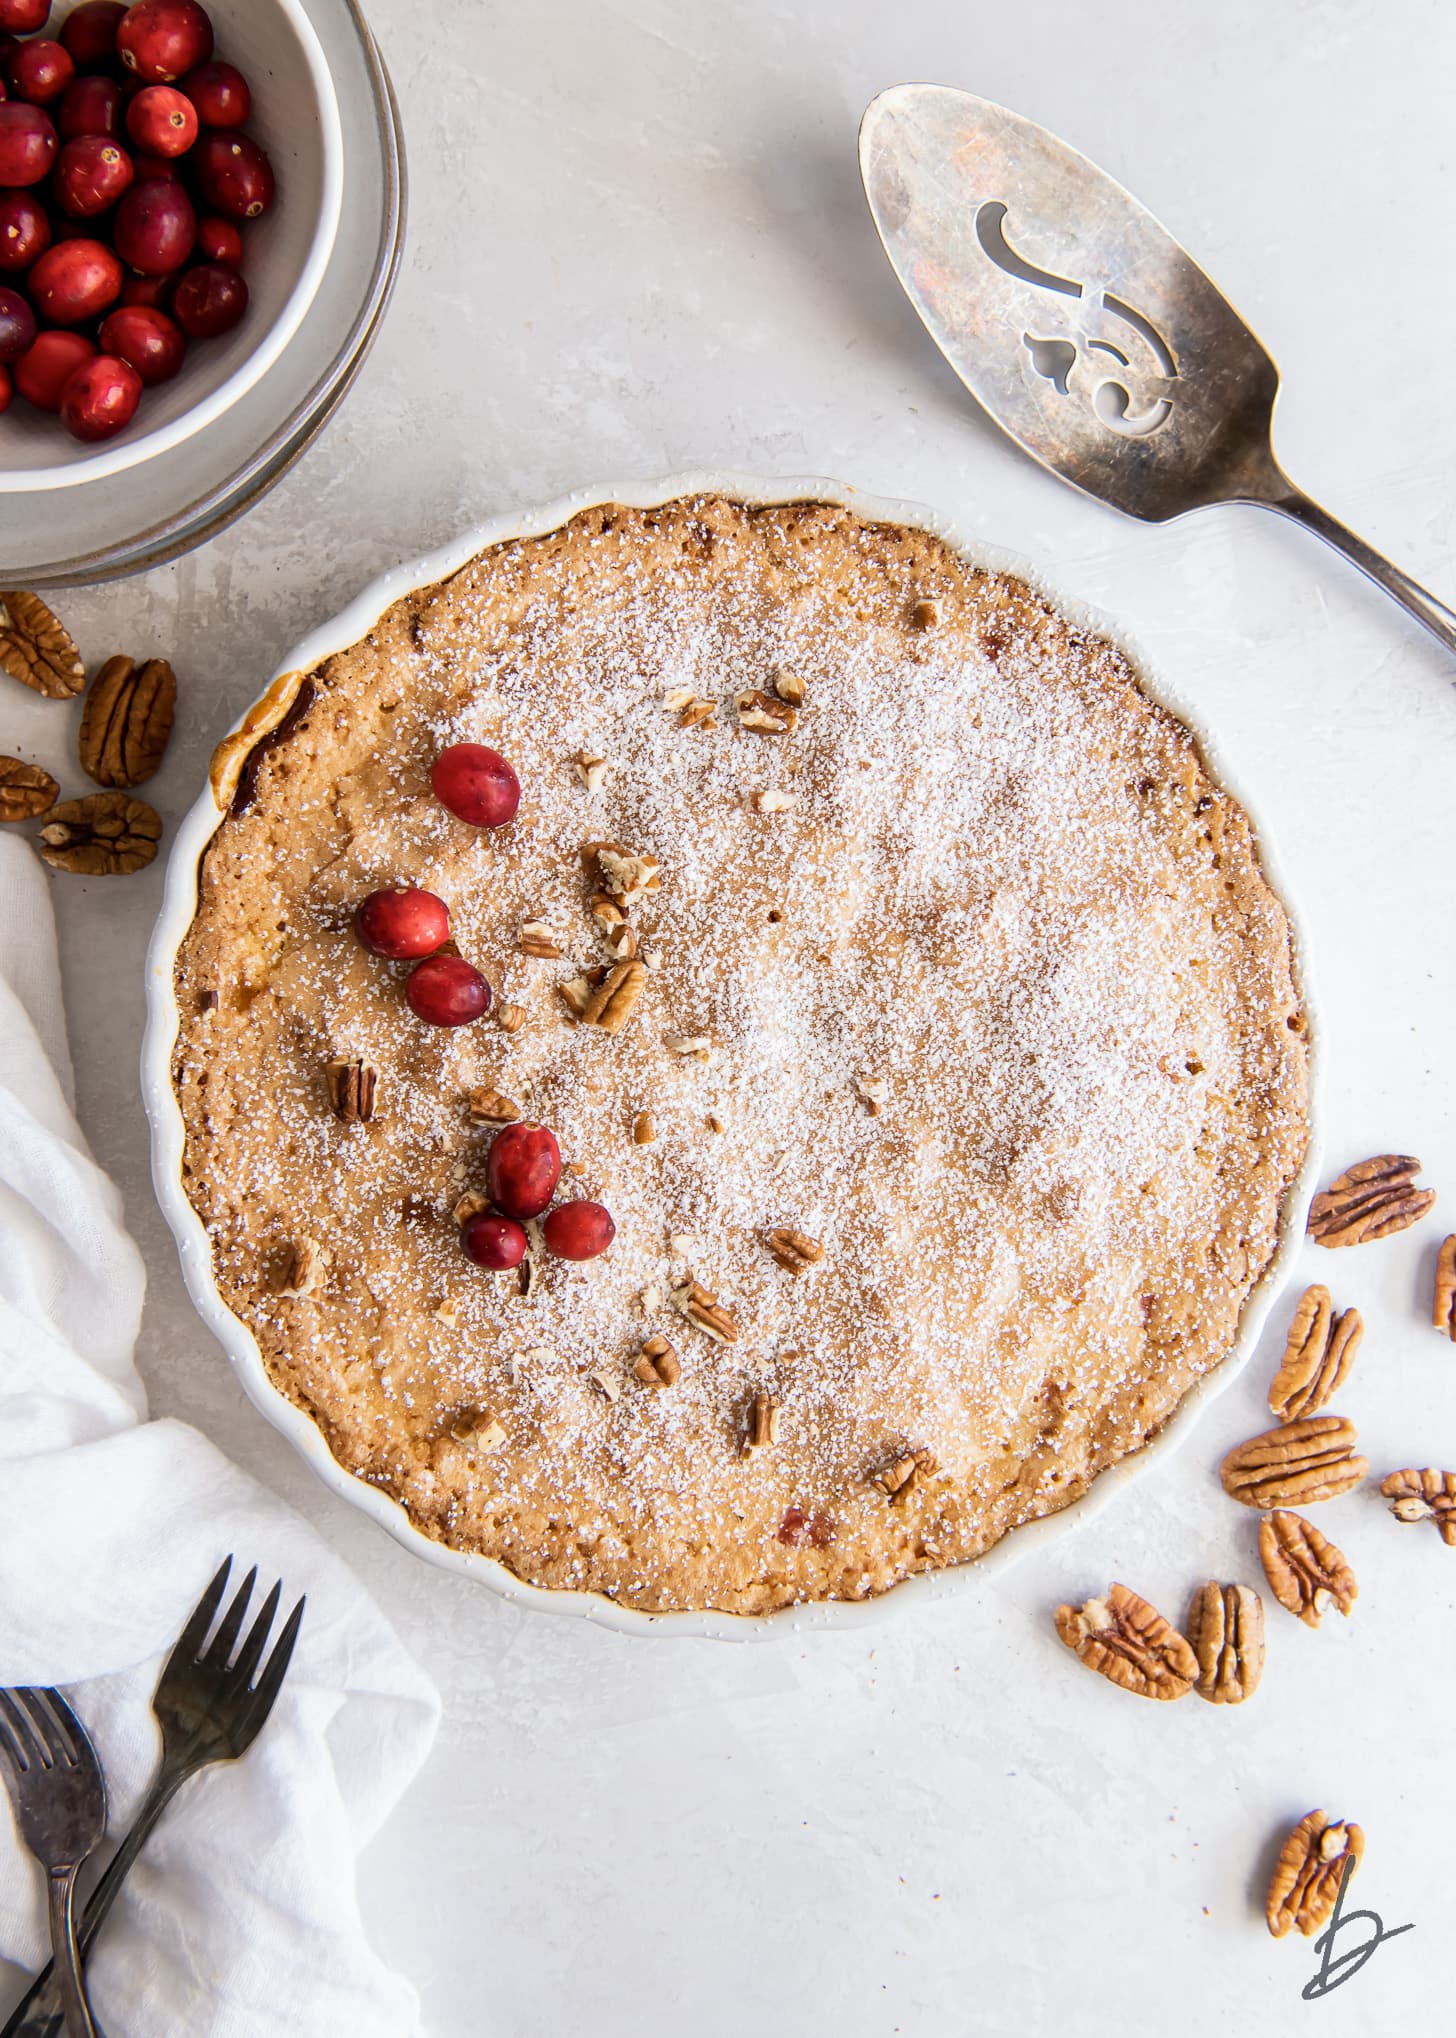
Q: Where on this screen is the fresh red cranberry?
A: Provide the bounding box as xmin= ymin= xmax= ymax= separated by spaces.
xmin=27 ymin=235 xmax=121 ymax=321
xmin=0 ymin=188 xmax=48 ymax=269
xmin=0 ymin=101 xmax=58 ymax=182
xmin=484 ymin=1122 xmax=561 ymax=1221
xmin=125 ymin=79 xmax=192 ymax=152
xmin=542 ymin=1201 xmax=616 ymax=1261
xmin=405 ymin=953 xmax=490 ymax=1028
xmin=194 ymin=212 xmax=239 ymax=264
xmin=0 ymin=363 xmax=10 ymax=414
xmin=0 ymin=0 xmax=50 ymax=32
xmin=431 ymin=744 xmax=521 ymax=829
xmin=353 ymin=886 xmax=450 ymax=960
xmin=116 ymin=0 xmax=211 ymax=83
xmin=776 ymin=1506 xmax=835 ymax=1548
xmin=57 ymin=71 xmax=123 ymax=136
xmin=171 ymin=256 xmax=243 ymax=336
xmin=181 ymin=55 xmax=245 ymax=125
xmin=0 ymin=283 xmax=34 ymax=361
xmin=14 ymin=326 xmax=94 ymax=408
xmin=97 ymin=300 xmax=180 ymax=381
xmin=128 ymin=145 xmax=176 ymax=178
xmin=53 ymin=133 xmax=133 ymax=214
xmin=117 ymin=266 xmax=167 ymax=304
xmin=460 ymin=1212 xmax=529 ymax=1272
xmin=112 ymin=173 xmax=192 ymax=270
xmin=61 ymin=1 xmax=127 ymax=70
xmin=192 ymin=126 xmax=271 ymax=218
xmin=6 ymin=37 xmax=73 ymax=102
xmin=59 ymin=348 xmax=139 ymax=439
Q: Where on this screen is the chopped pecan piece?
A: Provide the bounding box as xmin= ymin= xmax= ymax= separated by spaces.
xmin=605 ymin=921 xmax=638 ymax=960
xmin=751 ymin=789 xmax=797 ymax=814
xmin=518 ymin=920 xmax=563 ymax=958
xmin=78 ymin=654 xmax=176 ymax=787
xmin=908 ymin=597 xmax=940 ymax=631
xmin=557 ymin=972 xmax=598 ymax=1018
xmin=855 ymin=1073 xmax=888 ymax=1115
xmin=743 ymin=1391 xmax=780 ymax=1454
xmin=1308 ymin=1154 xmax=1435 ymax=1246
xmin=1266 ymin=1812 xmax=1364 ymax=1939
xmin=37 ymin=793 xmax=161 ymax=875
xmin=496 ymin=1001 xmax=527 ymax=1034
xmin=664 ymin=1032 xmax=712 ymax=1060
xmin=773 ymin=669 xmax=807 ymax=706
xmin=325 ymin=1057 xmax=377 ymax=1122
xmin=632 ymin=1110 xmax=656 ymax=1145
xmin=0 ymin=591 xmax=84 ymax=699
xmin=0 ymin=755 xmax=58 ymax=822
xmin=634 ymin=1335 xmax=680 ymax=1387
xmin=872 ymin=1448 xmax=937 ymax=1503
xmin=735 ymin=687 xmax=797 ymax=734
xmin=1434 ymin=1235 xmax=1456 ymax=1340
xmin=677 ymin=696 xmax=717 ymax=729
xmin=578 ymin=958 xmax=645 ymax=1034
xmin=1259 ymin=1510 xmax=1358 ymax=1626
xmin=1053 ymin=1582 xmax=1197 ymax=1700
xmin=452 ymin=1191 xmax=489 ymax=1226
xmin=468 ymin=1086 xmax=521 ymax=1123
xmin=1219 ymin=1415 xmax=1367 ymax=1509
xmin=574 ymin=751 xmax=606 ymax=791
xmin=764 ymin=1226 xmax=824 ymax=1276
xmin=450 ymin=1409 xmax=507 ymax=1452
xmin=589 ymin=1370 xmax=620 ymax=1403
xmin=593 ymin=843 xmax=662 ymax=906
xmin=673 ymin=1279 xmax=738 ymax=1343
xmin=277 ymin=1237 xmax=323 ymax=1297
xmin=1268 ymin=1285 xmax=1363 ymax=1422
xmin=1185 ymin=1581 xmax=1265 ymax=1704
xmin=1381 ymin=1467 xmax=1456 ymax=1544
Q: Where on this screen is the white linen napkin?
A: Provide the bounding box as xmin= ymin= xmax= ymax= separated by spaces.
xmin=0 ymin=836 xmax=441 ymax=2038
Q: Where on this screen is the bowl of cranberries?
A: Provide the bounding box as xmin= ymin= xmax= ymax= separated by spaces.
xmin=0 ymin=0 xmax=343 ymax=483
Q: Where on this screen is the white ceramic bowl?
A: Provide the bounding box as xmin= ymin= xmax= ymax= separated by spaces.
xmin=142 ymin=472 xmax=1324 ymax=1641
xmin=0 ymin=0 xmax=344 ymax=492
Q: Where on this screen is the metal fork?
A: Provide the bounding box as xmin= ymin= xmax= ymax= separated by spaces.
xmin=0 ymin=1689 xmax=107 ymax=2038
xmin=2 ymin=1558 xmax=305 ymax=2038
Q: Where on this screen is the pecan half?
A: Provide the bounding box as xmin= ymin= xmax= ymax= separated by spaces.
xmin=0 ymin=591 xmax=84 ymax=699
xmin=872 ymin=1448 xmax=937 ymax=1503
xmin=1268 ymin=1285 xmax=1363 ymax=1422
xmin=1259 ymin=1510 xmax=1358 ymax=1626
xmin=0 ymin=756 xmax=58 ymax=821
xmin=735 ymin=688 xmax=797 ymax=734
xmin=1381 ymin=1467 xmax=1456 ymax=1544
xmin=1219 ymin=1415 xmax=1367 ymax=1509
xmin=764 ymin=1226 xmax=824 ymax=1276
xmin=673 ymin=1279 xmax=738 ymax=1343
xmin=1266 ymin=1812 xmax=1363 ymax=1939
xmin=1185 ymin=1581 xmax=1265 ymax=1703
xmin=1434 ymin=1235 xmax=1456 ymax=1340
xmin=325 ymin=1057 xmax=377 ymax=1122
xmin=1053 ymin=1583 xmax=1197 ymax=1701
xmin=743 ymin=1391 xmax=781 ymax=1454
xmin=634 ymin=1335 xmax=680 ymax=1387
xmin=37 ymin=793 xmax=161 ymax=875
xmin=78 ymin=654 xmax=175 ymax=787
xmin=579 ymin=958 xmax=645 ymax=1034
xmin=1308 ymin=1154 xmax=1435 ymax=1246
xmin=468 ymin=1086 xmax=520 ymax=1123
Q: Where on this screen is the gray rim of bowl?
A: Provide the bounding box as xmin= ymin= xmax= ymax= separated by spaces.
xmin=17 ymin=4 xmax=407 ymax=591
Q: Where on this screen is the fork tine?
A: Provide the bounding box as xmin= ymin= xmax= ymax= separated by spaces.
xmin=202 ymin=1565 xmax=258 ymax=1669
xmin=243 ymin=1594 xmax=304 ymax=1728
xmin=227 ymin=1580 xmax=281 ymax=1689
xmin=23 ymin=1689 xmax=81 ymax=1769
xmin=0 ymin=1694 xmax=32 ymax=1774
xmin=161 ymin=1554 xmax=233 ymax=1679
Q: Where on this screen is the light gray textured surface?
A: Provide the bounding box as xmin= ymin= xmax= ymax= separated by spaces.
xmin=5 ymin=1 xmax=1454 ymax=2030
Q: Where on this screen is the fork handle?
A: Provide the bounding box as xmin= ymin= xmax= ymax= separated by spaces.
xmin=3 ymin=1774 xmax=186 ymax=2038
xmin=1263 ymin=484 xmax=1456 ymax=659
xmin=43 ymin=1871 xmax=96 ymax=2038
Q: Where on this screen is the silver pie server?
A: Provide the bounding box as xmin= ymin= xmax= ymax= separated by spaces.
xmin=859 ymin=83 xmax=1456 ymax=659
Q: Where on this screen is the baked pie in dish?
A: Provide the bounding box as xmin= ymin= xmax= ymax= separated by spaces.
xmin=170 ymin=492 xmax=1310 ymax=1615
